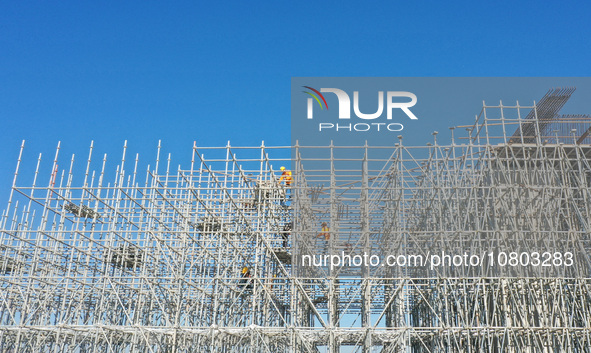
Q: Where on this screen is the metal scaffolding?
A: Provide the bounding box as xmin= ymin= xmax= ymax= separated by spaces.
xmin=1 ymin=89 xmax=591 ymax=352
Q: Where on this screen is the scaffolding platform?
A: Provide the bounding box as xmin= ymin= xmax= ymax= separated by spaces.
xmin=1 ymin=89 xmax=591 ymax=352
xmin=272 ymin=249 xmax=292 ymax=264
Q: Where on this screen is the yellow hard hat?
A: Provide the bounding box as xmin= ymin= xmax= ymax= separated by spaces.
xmin=242 ymin=266 xmax=248 ymax=273
xmin=280 ymin=166 xmax=285 ymax=171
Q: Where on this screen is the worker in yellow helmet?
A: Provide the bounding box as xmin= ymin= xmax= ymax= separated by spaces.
xmin=318 ymin=222 xmax=330 ymax=241
xmin=240 ymin=266 xmax=253 ymax=291
xmin=279 ymin=166 xmax=292 ymax=186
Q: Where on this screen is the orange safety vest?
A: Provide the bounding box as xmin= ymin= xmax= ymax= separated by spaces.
xmin=279 ymin=171 xmax=292 ymax=185
xmin=318 ymin=226 xmax=330 ymax=240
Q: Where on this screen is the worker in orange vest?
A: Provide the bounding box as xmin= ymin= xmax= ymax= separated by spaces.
xmin=279 ymin=166 xmax=292 ymax=186
xmin=318 ymin=222 xmax=330 ymax=241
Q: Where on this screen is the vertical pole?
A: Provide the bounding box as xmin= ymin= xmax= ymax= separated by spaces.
xmin=328 ymin=141 xmax=338 ymax=353
xmin=361 ymin=141 xmax=371 ymax=352
xmin=4 ymin=140 xmax=25 ymax=228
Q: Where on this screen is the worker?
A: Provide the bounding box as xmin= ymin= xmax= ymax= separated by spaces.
xmin=282 ymin=222 xmax=292 ymax=248
xmin=270 ymin=273 xmax=278 ymax=291
xmin=318 ymin=222 xmax=330 ymax=241
xmin=279 ymin=166 xmax=292 ymax=186
xmin=344 ymin=242 xmax=353 ymax=254
xmin=240 ymin=266 xmax=253 ymax=291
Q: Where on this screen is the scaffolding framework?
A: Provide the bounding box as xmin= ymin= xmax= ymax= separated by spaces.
xmin=2 ymin=89 xmax=591 ymax=352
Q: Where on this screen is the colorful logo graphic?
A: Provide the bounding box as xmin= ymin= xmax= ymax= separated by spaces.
xmin=303 ymin=85 xmax=418 ymax=126
xmin=302 ymin=86 xmax=328 ymax=110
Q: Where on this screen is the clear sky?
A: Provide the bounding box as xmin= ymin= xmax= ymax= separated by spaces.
xmin=1 ymin=1 xmax=590 ymax=204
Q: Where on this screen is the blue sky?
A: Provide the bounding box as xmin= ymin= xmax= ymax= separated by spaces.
xmin=1 ymin=1 xmax=591 ymax=204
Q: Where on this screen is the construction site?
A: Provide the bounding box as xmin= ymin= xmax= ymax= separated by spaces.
xmin=1 ymin=88 xmax=591 ymax=352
